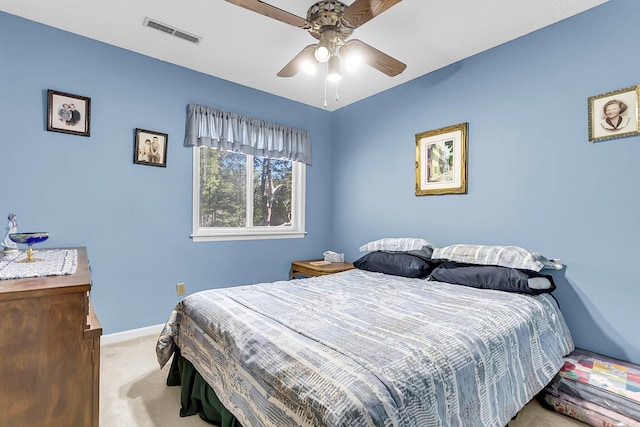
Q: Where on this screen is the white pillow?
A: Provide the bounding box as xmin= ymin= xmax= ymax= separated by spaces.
xmin=431 ymin=244 xmax=562 ymax=272
xmin=359 ymin=238 xmax=435 ymax=253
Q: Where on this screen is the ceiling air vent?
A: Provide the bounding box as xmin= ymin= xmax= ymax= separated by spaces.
xmin=143 ymin=17 xmax=202 ymax=45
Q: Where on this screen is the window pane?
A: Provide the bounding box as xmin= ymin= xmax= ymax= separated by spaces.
xmin=199 ymin=148 xmax=246 ymax=228
xmin=253 ymin=157 xmax=292 ymax=226
xmin=193 ymin=147 xmax=305 ymax=241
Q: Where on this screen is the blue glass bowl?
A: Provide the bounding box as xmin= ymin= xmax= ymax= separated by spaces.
xmin=9 ymin=232 xmax=49 ymax=245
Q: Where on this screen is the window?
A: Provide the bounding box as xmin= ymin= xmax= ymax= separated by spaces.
xmin=192 ymin=147 xmax=306 ymax=241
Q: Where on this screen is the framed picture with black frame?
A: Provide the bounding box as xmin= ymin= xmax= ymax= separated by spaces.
xmin=133 ymin=128 xmax=168 ymax=168
xmin=46 ymin=89 xmax=91 ymax=137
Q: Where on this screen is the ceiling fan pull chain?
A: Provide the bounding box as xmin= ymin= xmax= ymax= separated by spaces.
xmin=335 ymin=80 xmax=340 ymax=102
xmin=323 ymin=74 xmax=328 ymax=108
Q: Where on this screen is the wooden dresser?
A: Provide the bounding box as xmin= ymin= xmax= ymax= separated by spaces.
xmin=0 ymin=247 xmax=101 ymax=427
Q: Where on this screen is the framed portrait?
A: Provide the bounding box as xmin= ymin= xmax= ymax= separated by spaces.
xmin=46 ymin=89 xmax=91 ymax=137
xmin=134 ymin=128 xmax=168 ymax=168
xmin=415 ymin=122 xmax=468 ymax=196
xmin=588 ymin=85 xmax=640 ymax=142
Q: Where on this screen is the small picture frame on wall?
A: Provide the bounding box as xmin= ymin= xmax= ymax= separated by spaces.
xmin=588 ymin=85 xmax=640 ymax=142
xmin=415 ymin=122 xmax=468 ymax=196
xmin=134 ymin=128 xmax=168 ymax=168
xmin=47 ymin=89 xmax=91 ymax=137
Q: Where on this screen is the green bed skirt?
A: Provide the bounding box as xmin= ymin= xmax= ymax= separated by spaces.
xmin=167 ymin=349 xmax=243 ymax=427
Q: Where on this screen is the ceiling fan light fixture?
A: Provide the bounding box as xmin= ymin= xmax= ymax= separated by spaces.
xmin=314 ymin=45 xmax=331 ymax=63
xmin=315 ymin=29 xmax=337 ymax=63
xmin=300 ymin=59 xmax=317 ymax=75
xmin=326 ymin=55 xmax=342 ymax=82
xmin=343 ymin=52 xmax=362 ymax=72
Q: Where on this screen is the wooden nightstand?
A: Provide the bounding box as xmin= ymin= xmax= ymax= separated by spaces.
xmin=290 ymin=259 xmax=354 ymax=279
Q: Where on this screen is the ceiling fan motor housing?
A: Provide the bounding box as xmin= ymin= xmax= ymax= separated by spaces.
xmin=306 ymin=1 xmax=353 ymax=41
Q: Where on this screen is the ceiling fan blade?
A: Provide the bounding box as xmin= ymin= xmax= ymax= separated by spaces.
xmin=341 ymin=39 xmax=406 ymax=76
xmin=225 ymin=0 xmax=309 ymax=28
xmin=277 ymin=45 xmax=317 ymax=77
xmin=342 ymin=0 xmax=402 ymax=28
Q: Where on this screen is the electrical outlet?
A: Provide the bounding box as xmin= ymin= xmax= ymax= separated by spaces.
xmin=176 ymin=282 xmax=186 ymax=296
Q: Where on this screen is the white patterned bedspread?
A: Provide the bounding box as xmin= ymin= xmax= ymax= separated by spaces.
xmin=156 ymin=269 xmax=574 ymax=427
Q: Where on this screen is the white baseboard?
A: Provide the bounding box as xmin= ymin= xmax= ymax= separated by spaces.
xmin=101 ymin=323 xmax=164 ymax=345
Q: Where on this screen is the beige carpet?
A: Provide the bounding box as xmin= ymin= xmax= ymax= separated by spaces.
xmin=100 ymin=333 xmax=586 ymax=426
xmin=100 ymin=333 xmax=210 ymax=427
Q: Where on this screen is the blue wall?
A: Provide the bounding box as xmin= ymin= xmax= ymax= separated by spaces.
xmin=0 ymin=12 xmax=333 ymax=334
xmin=2 ymin=0 xmax=638 ymax=363
xmin=331 ymin=0 xmax=639 ymax=363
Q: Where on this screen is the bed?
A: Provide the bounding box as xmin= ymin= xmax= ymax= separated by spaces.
xmin=156 ymin=260 xmax=574 ymax=427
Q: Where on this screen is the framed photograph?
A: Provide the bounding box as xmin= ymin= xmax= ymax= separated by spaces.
xmin=415 ymin=122 xmax=468 ymax=196
xmin=588 ymin=85 xmax=640 ymax=142
xmin=47 ymin=89 xmax=91 ymax=137
xmin=134 ymin=128 xmax=168 ymax=168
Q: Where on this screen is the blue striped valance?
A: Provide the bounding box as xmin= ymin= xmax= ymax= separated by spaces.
xmin=184 ymin=104 xmax=312 ymax=164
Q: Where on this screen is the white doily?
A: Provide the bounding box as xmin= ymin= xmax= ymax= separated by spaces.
xmin=0 ymin=249 xmax=78 ymax=280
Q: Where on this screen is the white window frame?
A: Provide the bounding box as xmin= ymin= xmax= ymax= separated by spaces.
xmin=191 ymin=147 xmax=306 ymax=242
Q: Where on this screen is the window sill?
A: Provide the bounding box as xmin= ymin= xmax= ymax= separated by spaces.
xmin=191 ymin=230 xmax=306 ymax=242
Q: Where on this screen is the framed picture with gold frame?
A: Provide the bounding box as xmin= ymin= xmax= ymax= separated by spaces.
xmin=588 ymin=85 xmax=640 ymax=142
xmin=415 ymin=122 xmax=468 ymax=196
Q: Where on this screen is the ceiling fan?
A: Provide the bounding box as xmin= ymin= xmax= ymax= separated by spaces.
xmin=225 ymin=0 xmax=406 ymax=81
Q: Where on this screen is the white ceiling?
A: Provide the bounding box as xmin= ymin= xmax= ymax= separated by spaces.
xmin=1 ymin=0 xmax=608 ymax=111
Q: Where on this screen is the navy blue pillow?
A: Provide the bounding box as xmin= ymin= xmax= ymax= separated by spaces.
xmin=428 ymin=262 xmax=556 ymax=295
xmin=354 ymin=251 xmax=436 ymax=278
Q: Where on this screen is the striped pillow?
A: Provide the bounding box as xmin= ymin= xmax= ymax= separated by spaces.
xmin=359 ymin=238 xmax=435 ymax=253
xmin=432 ymin=244 xmax=562 ymax=272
